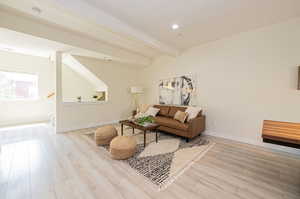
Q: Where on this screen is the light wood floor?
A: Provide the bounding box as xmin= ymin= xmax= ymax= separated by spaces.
xmin=0 ymin=123 xmax=299 ymax=199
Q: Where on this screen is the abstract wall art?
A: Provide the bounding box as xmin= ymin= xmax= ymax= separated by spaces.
xmin=159 ymin=75 xmax=196 ymax=106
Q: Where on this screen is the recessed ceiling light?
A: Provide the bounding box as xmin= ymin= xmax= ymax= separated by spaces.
xmin=172 ymin=24 xmax=179 ymax=30
xmin=32 ymin=7 xmax=42 ymax=15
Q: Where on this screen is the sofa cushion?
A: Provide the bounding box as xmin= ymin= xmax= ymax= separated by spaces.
xmin=168 ymin=106 xmax=187 ymax=118
xmin=153 ymin=105 xmax=170 ymax=117
xmin=154 ymin=116 xmax=189 ymax=131
xmin=185 ymin=106 xmax=202 ymax=122
xmin=174 ymin=110 xmax=188 ymax=123
xmin=144 ymin=107 xmax=160 ymax=117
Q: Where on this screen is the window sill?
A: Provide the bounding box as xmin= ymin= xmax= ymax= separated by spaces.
xmin=0 ymin=98 xmax=40 ymax=102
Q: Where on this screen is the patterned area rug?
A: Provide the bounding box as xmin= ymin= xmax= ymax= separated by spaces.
xmin=81 ymin=125 xmax=215 ymax=189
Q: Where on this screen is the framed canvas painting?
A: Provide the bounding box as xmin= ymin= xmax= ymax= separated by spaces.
xmin=159 ymin=75 xmax=196 ymax=106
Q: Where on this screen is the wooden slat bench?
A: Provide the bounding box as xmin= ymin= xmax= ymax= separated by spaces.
xmin=262 ymin=120 xmax=300 ymax=148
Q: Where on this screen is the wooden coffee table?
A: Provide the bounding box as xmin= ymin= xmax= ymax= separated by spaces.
xmin=119 ymin=120 xmax=160 ymax=147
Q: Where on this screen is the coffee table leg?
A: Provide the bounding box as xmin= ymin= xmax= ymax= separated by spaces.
xmin=156 ymin=130 xmax=158 ymax=143
xmin=121 ymin=124 xmax=123 ymax=136
xmin=132 ymin=127 xmax=134 ymax=134
xmin=144 ymin=130 xmax=146 ymax=147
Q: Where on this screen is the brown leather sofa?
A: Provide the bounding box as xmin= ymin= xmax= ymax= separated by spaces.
xmin=153 ymin=105 xmax=205 ymax=141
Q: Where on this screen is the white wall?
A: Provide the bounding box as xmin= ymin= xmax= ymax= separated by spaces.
xmin=0 ymin=51 xmax=55 ymax=127
xmin=58 ymin=56 xmax=138 ymax=132
xmin=0 ymin=50 xmax=107 ymax=127
xmin=138 ymin=18 xmax=300 ymax=154
xmin=62 ymin=64 xmax=96 ymax=102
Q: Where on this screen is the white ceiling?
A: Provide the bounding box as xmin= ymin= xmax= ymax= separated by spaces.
xmin=84 ymin=0 xmax=300 ymax=50
xmin=0 ymin=28 xmax=71 ymax=57
xmin=1 ymin=0 xmax=300 ymax=56
xmin=0 ymin=0 xmax=177 ymax=58
xmin=0 ymin=28 xmax=112 ymax=60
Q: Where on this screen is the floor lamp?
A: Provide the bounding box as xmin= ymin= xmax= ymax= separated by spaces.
xmin=130 ymin=86 xmax=144 ymax=111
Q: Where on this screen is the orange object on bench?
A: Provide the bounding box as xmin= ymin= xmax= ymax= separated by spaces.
xmin=47 ymin=92 xmax=55 ymax=98
xmin=262 ymin=120 xmax=300 ymax=146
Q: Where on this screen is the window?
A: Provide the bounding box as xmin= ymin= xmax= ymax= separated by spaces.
xmin=0 ymin=71 xmax=38 ymax=101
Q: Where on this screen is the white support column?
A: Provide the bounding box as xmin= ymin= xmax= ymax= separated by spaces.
xmin=54 ymin=51 xmax=63 ymax=133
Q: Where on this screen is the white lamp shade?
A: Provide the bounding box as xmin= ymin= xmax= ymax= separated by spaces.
xmin=130 ymin=86 xmax=143 ymax=94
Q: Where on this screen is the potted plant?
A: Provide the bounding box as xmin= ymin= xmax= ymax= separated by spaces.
xmin=135 ymin=116 xmax=154 ymax=126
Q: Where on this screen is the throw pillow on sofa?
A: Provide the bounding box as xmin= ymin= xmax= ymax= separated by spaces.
xmin=144 ymin=107 xmax=160 ymax=117
xmin=138 ymin=104 xmax=152 ymax=113
xmin=134 ymin=112 xmax=146 ymax=119
xmin=174 ymin=110 xmax=189 ymax=123
xmin=185 ymin=106 xmax=202 ymax=121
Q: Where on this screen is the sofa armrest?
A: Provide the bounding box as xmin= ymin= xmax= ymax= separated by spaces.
xmin=187 ymin=115 xmax=206 ymax=138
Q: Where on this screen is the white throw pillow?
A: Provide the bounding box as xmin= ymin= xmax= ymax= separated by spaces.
xmin=138 ymin=104 xmax=152 ymax=113
xmin=185 ymin=106 xmax=202 ymax=121
xmin=134 ymin=112 xmax=146 ymax=119
xmin=144 ymin=107 xmax=160 ymax=117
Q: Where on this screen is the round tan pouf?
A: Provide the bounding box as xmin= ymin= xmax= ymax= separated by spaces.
xmin=95 ymin=125 xmax=118 ymax=146
xmin=110 ymin=136 xmax=137 ymax=160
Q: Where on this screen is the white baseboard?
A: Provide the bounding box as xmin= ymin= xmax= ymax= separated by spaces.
xmin=204 ymin=131 xmax=300 ymax=156
xmin=57 ymin=120 xmax=120 ymax=133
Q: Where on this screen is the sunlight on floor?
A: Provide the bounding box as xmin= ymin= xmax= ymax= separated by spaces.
xmin=1 ymin=140 xmax=41 ymax=180
xmin=0 ymin=123 xmax=51 ymax=184
xmin=0 ymin=123 xmax=49 ymax=132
